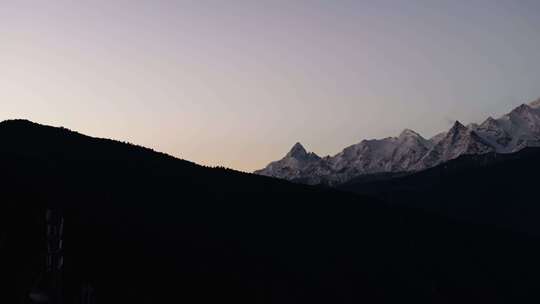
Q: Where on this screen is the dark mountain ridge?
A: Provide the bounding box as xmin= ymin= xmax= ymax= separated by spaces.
xmin=339 ymin=147 xmax=540 ymax=236
xmin=1 ymin=120 xmax=539 ymax=303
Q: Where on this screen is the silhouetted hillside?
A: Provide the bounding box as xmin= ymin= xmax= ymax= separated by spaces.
xmin=339 ymin=148 xmax=540 ymax=236
xmin=1 ymin=120 xmax=539 ymax=303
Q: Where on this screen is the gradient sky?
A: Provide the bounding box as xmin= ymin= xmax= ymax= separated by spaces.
xmin=2 ymin=1 xmax=540 ymax=171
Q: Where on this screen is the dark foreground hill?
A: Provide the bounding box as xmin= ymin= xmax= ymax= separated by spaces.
xmin=0 ymin=120 xmax=539 ymax=304
xmin=338 ymin=147 xmax=540 ymax=237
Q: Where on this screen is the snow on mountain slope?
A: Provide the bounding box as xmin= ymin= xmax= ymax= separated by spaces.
xmin=253 ymin=143 xmax=334 ymax=184
xmin=470 ymin=103 xmax=540 ymax=153
xmin=414 ymin=121 xmax=495 ymax=170
xmin=256 ymin=131 xmax=433 ymax=185
xmin=429 ymin=132 xmax=447 ymax=145
xmin=498 ymin=104 xmax=540 ymax=151
xmin=475 ymin=117 xmax=513 ymax=150
xmin=326 ymin=129 xmax=432 ymax=183
xmin=255 ymin=98 xmax=540 ymax=185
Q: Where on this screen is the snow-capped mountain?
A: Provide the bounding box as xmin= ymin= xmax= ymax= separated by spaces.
xmin=413 ymin=121 xmax=495 ymax=170
xmin=253 ymin=143 xmax=332 ymax=184
xmin=255 ymin=98 xmax=540 ymax=185
xmin=325 ymin=129 xmax=432 ymax=183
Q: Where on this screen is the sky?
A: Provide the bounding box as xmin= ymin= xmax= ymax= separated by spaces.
xmin=1 ymin=0 xmax=540 ymax=171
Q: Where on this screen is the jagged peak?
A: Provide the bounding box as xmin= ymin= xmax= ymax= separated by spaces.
xmin=511 ymin=103 xmax=533 ymax=115
xmin=438 ymin=121 xmax=469 ymax=143
xmin=480 ymin=116 xmax=498 ymax=127
xmin=399 ymin=128 xmax=422 ymax=139
xmin=450 ymin=120 xmax=466 ymax=132
xmin=255 ymin=98 xmax=540 ymax=184
xmin=286 ymin=142 xmax=308 ymax=158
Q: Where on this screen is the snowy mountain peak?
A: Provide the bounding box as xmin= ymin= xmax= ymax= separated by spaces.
xmin=286 ymin=142 xmax=308 ymax=158
xmin=413 ymin=120 xmax=495 ymax=170
xmin=256 ymin=97 xmax=540 ymax=185
xmin=444 ymin=121 xmax=469 ymax=140
xmin=511 ymin=103 xmax=533 ymax=115
xmin=253 ymin=142 xmax=325 ymax=183
xmin=399 ymin=129 xmax=422 ymax=139
xmin=450 ymin=120 xmax=467 ymax=132
xmin=481 ymin=116 xmax=497 ymax=126
xmin=507 ymin=103 xmax=540 ymax=127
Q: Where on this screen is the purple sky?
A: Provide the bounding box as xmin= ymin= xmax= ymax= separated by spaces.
xmin=2 ymin=1 xmax=540 ymax=171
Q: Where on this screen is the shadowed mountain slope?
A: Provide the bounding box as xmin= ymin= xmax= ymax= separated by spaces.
xmin=0 ymin=120 xmax=539 ymax=304
xmin=339 ymin=147 xmax=540 ymax=236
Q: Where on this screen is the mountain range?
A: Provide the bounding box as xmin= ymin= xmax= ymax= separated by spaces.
xmin=338 ymin=146 xmax=540 ymax=236
xmin=1 ymin=119 xmax=540 ymax=303
xmin=255 ymin=98 xmax=540 ymax=185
